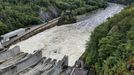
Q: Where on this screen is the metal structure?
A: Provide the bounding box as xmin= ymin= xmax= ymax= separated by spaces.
xmin=0 ymin=28 xmax=25 ymax=43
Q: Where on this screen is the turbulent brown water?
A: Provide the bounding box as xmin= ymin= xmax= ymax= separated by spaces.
xmin=11 ymin=3 xmax=125 ymax=66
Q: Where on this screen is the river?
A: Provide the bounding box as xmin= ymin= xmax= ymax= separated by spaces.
xmin=11 ymin=3 xmax=125 ymax=66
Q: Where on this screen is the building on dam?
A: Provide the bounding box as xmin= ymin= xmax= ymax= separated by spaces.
xmin=0 ymin=28 xmax=26 ymax=43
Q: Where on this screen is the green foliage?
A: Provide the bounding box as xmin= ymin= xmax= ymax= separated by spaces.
xmin=0 ymin=21 xmax=9 ymax=35
xmin=0 ymin=0 xmax=107 ymax=35
xmin=56 ymin=0 xmax=107 ymax=25
xmin=83 ymin=3 xmax=134 ymax=75
xmin=58 ymin=11 xmax=76 ymax=25
xmin=0 ymin=0 xmax=44 ymax=34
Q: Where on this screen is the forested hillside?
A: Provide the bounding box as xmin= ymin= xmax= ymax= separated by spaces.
xmin=0 ymin=0 xmax=107 ymax=35
xmin=83 ymin=2 xmax=134 ymax=75
xmin=107 ymin=0 xmax=134 ymax=5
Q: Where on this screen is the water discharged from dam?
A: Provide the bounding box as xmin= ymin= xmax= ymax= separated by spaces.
xmin=11 ymin=3 xmax=125 ymax=66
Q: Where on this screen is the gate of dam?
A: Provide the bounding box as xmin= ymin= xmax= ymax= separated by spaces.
xmin=0 ymin=46 xmax=90 ymax=75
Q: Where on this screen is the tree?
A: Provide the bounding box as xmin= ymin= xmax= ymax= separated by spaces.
xmin=0 ymin=21 xmax=9 ymax=35
xmin=58 ymin=11 xmax=76 ymax=25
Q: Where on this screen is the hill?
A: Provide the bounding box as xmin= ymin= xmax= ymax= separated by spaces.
xmin=83 ymin=2 xmax=134 ymax=75
xmin=0 ymin=0 xmax=107 ymax=35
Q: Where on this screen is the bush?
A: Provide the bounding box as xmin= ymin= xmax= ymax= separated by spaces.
xmin=0 ymin=22 xmax=9 ymax=35
xmin=58 ymin=11 xmax=76 ymax=25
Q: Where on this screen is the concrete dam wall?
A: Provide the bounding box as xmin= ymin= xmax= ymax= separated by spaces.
xmin=0 ymin=46 xmax=20 ymax=63
xmin=0 ymin=46 xmax=88 ymax=75
xmin=0 ymin=47 xmax=42 ymax=75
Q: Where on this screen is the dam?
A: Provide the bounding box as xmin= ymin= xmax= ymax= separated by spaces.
xmin=0 ymin=46 xmax=89 ymax=75
xmin=10 ymin=3 xmax=125 ymax=66
xmin=0 ymin=3 xmax=125 ymax=75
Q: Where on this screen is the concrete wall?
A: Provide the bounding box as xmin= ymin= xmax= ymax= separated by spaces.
xmin=16 ymin=50 xmax=42 ymax=73
xmin=0 ymin=50 xmax=42 ymax=75
xmin=0 ymin=66 xmax=16 ymax=75
xmin=0 ymin=46 xmax=20 ymax=62
xmin=46 ymin=56 xmax=69 ymax=75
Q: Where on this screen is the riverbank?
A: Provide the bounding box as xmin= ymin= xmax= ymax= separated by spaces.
xmin=77 ymin=3 xmax=125 ymax=22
